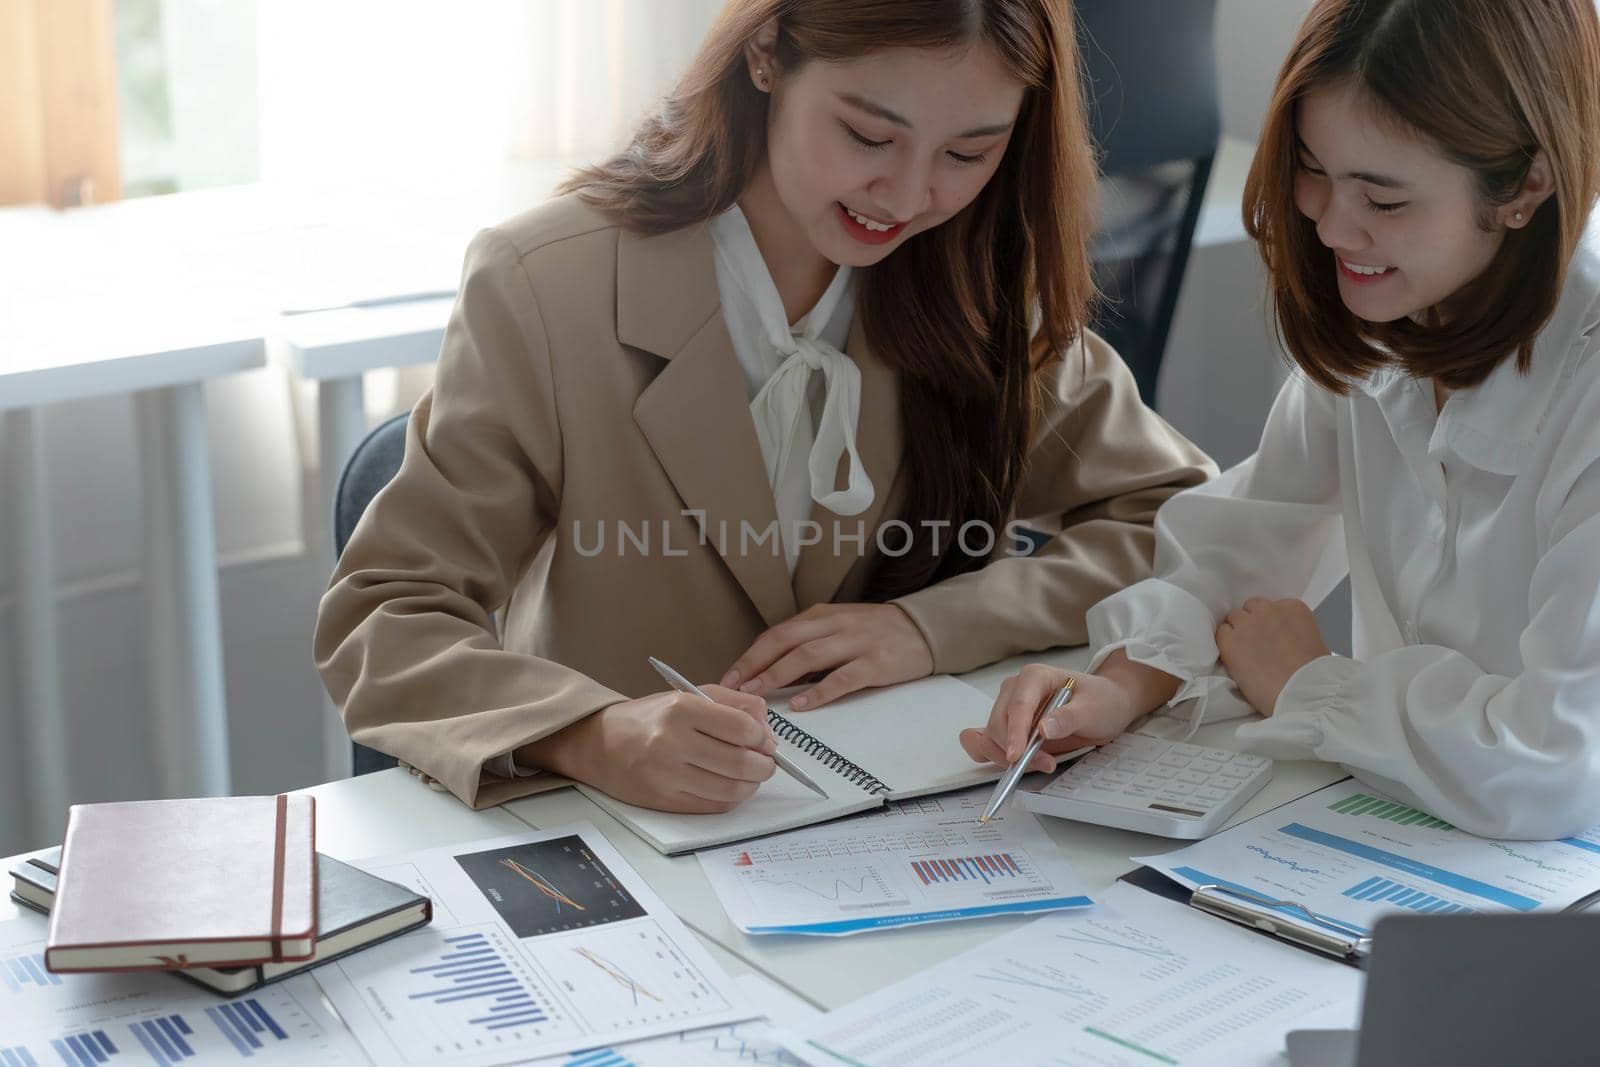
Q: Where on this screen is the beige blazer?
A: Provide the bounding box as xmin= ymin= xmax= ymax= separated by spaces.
xmin=314 ymin=193 xmax=1216 ymax=808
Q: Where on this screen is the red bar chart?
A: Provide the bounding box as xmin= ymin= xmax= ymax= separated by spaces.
xmin=910 ymin=854 xmax=1023 ymax=886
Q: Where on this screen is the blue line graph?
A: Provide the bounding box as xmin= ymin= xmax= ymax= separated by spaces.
xmin=409 ymin=933 xmax=547 ymax=1031
xmin=1279 ymin=824 xmax=1537 ymax=909
xmin=767 ymin=876 xmax=870 ymax=901
xmin=574 ymin=948 xmax=661 ymax=1008
xmin=1245 ymin=845 xmax=1321 ymax=874
xmin=2 ymin=952 xmax=62 ymax=994
xmin=669 ymin=1024 xmax=807 ymax=1063
xmin=1054 ymin=927 xmax=1181 ymax=962
xmin=976 ymin=967 xmax=1096 ymax=999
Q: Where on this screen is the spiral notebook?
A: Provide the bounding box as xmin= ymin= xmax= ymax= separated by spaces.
xmin=577 ymin=674 xmax=1003 ymax=854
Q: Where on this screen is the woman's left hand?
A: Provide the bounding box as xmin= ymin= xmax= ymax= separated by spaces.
xmin=1215 ymin=597 xmax=1332 ymax=716
xmin=720 ymin=603 xmax=935 ymax=710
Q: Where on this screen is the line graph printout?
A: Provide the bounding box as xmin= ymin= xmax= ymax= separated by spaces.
xmin=454 ymin=837 xmax=646 ymax=937
xmin=698 ymin=787 xmax=1092 ymax=935
xmin=0 ymin=916 xmax=367 ymax=1067
xmin=528 ymin=972 xmax=818 ymax=1067
xmin=315 ymin=825 xmax=754 ymax=1066
xmin=1138 ymin=780 xmax=1600 ymax=942
xmin=792 ymin=882 xmax=1360 ymax=1066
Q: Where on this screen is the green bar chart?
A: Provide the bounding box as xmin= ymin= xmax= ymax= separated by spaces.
xmin=1326 ymin=793 xmax=1454 ymax=830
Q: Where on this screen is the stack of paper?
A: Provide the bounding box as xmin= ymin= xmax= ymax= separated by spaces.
xmin=789 ymin=883 xmax=1362 ymax=1066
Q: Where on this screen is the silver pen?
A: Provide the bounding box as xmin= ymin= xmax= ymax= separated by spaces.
xmin=979 ymin=677 xmax=1079 ymax=823
xmin=647 ymin=656 xmax=830 ymax=799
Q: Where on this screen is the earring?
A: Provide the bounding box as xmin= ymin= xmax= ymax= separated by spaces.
xmin=1514 ymin=210 xmax=1525 ymax=223
xmin=756 ymin=67 xmax=768 ymax=88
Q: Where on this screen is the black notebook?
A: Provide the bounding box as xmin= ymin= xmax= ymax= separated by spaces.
xmin=10 ymin=847 xmax=431 ymax=996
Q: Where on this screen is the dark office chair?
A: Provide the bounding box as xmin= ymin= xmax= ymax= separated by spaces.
xmin=1075 ymin=0 xmax=1222 ymax=406
xmin=333 ymin=411 xmax=410 ymax=775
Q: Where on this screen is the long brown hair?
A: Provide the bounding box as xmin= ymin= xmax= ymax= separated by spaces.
xmin=1244 ymin=0 xmax=1600 ymax=393
xmin=560 ymin=0 xmax=1098 ymax=600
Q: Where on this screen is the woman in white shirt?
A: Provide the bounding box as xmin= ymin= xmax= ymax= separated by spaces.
xmin=315 ymin=0 xmax=1213 ymax=813
xmin=963 ymin=0 xmax=1600 ymax=839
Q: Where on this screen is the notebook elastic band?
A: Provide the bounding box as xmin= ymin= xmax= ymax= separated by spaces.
xmin=270 ymin=793 xmax=287 ymax=959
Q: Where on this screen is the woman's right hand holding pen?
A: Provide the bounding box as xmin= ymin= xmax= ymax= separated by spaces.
xmin=521 ymin=685 xmax=778 ymax=814
xmin=958 ymin=652 xmax=1183 ymax=773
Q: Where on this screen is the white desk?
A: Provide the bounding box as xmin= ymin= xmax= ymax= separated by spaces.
xmin=0 ymin=650 xmax=1344 ymax=1020
xmin=0 ymin=760 xmax=770 ymax=1006
xmin=504 ymin=648 xmax=1345 ymax=1008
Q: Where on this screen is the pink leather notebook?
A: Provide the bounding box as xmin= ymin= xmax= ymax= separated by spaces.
xmin=46 ymin=795 xmax=317 ymax=972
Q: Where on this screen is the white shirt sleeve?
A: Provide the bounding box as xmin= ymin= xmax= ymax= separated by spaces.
xmin=1242 ymin=458 xmax=1600 ymax=840
xmin=1087 ymin=373 xmax=1347 ymax=721
xmin=489 ymin=753 xmax=544 ymax=780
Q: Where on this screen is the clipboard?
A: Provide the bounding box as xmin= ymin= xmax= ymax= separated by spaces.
xmin=1120 ymin=861 xmax=1600 ymax=970
xmin=1118 ymin=866 xmax=1371 ymax=968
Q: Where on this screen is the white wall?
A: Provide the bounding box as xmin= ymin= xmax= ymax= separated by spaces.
xmin=1216 ymin=0 xmax=1315 ymax=141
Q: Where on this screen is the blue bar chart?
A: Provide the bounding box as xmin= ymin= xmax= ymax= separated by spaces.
xmin=17 ymin=1001 xmax=297 ymax=1067
xmin=2 ymin=951 xmax=62 ymax=994
xmin=130 ymin=1015 xmax=197 ymax=1065
xmin=200 ymin=1000 xmax=291 ymax=1060
xmin=48 ymin=1030 xmax=118 ymax=1067
xmin=0 ymin=924 xmax=360 ymax=1067
xmin=325 ymin=922 xmax=581 ymax=1062
xmin=1343 ymin=876 xmax=1474 ymax=913
xmin=408 ymin=932 xmax=548 ymax=1032
xmin=563 ymin=1050 xmax=636 ymax=1067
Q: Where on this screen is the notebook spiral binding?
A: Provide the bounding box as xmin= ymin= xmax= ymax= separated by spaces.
xmin=767 ymin=710 xmax=889 ymax=795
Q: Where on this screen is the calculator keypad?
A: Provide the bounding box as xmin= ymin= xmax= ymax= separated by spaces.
xmin=1039 ymin=735 xmax=1269 ymax=818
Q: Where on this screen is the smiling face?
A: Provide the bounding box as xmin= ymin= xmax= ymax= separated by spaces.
xmin=754 ymin=43 xmax=1026 ymax=269
xmin=1293 ymin=80 xmax=1510 ymax=324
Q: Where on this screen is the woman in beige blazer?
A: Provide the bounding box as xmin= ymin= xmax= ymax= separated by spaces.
xmin=315 ymin=0 xmax=1215 ymax=814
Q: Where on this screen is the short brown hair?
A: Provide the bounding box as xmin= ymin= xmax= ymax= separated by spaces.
xmin=560 ymin=0 xmax=1097 ymax=599
xmin=1244 ymin=0 xmax=1600 ymax=392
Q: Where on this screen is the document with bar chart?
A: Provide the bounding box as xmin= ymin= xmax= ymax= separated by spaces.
xmin=0 ymin=916 xmax=366 ymax=1067
xmin=791 ymin=882 xmax=1359 ymax=1066
xmin=696 ymin=787 xmax=1092 ymax=935
xmin=1137 ymin=779 xmax=1600 ymax=942
xmin=312 ymin=824 xmax=754 ymax=1066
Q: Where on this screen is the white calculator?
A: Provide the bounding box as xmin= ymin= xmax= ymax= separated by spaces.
xmin=1019 ymin=733 xmax=1272 ymax=839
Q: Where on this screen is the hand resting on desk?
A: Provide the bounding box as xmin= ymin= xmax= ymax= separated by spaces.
xmin=719 ymin=602 xmax=934 ymax=711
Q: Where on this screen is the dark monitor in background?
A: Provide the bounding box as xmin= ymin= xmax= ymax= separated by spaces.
xmin=1287 ymin=912 xmax=1597 ymax=1067
xmin=1076 ymin=0 xmax=1221 ymax=408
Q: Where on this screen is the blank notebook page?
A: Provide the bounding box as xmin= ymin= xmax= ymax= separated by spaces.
xmin=772 ymin=673 xmax=998 ymax=797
